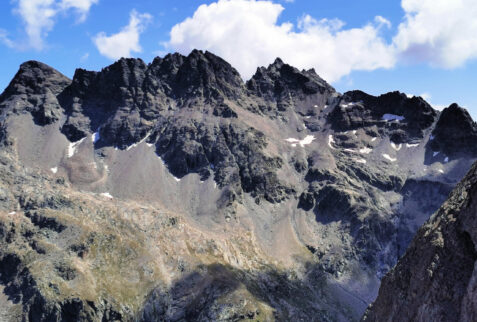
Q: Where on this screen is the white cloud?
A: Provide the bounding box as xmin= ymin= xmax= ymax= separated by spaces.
xmin=59 ymin=0 xmax=98 ymax=22
xmin=93 ymin=10 xmax=152 ymax=60
xmin=0 ymin=29 xmax=15 ymax=48
xmin=80 ymin=52 xmax=89 ymax=61
xmin=11 ymin=0 xmax=98 ymax=50
xmin=394 ymin=0 xmax=477 ymax=68
xmin=165 ymin=0 xmax=395 ymax=81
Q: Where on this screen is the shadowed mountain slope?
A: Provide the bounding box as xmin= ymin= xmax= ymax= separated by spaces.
xmin=363 ymin=160 xmax=477 ymax=321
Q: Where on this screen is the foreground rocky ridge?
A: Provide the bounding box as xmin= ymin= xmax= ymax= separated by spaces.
xmin=363 ymin=160 xmax=477 ymax=321
xmin=1 ymin=50 xmax=477 ymax=321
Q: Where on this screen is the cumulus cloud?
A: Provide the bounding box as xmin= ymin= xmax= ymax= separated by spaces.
xmin=165 ymin=0 xmax=395 ymax=81
xmin=12 ymin=0 xmax=98 ymax=50
xmin=93 ymin=10 xmax=152 ymax=60
xmin=165 ymin=0 xmax=477 ymax=81
xmin=394 ymin=0 xmax=477 ymax=68
xmin=59 ymin=0 xmax=98 ymax=22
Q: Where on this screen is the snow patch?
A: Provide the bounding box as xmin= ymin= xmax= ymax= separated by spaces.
xmin=314 ymin=105 xmax=318 ymax=108
xmin=100 ymin=192 xmax=113 ymax=199
xmin=371 ymin=137 xmax=377 ymax=142
xmin=430 ymin=135 xmax=435 ymax=141
xmin=444 ymin=157 xmax=449 ymax=163
xmin=354 ymin=158 xmax=367 ymax=164
xmin=433 ymin=151 xmax=440 ymax=157
xmin=174 ymin=177 xmax=181 ymax=182
xmin=8 ymin=211 xmax=16 ymax=215
xmin=285 ymin=138 xmax=299 ymax=143
xmin=50 ymin=167 xmax=58 ymax=174
xmin=344 ymin=148 xmax=356 ymax=153
xmin=340 ymin=102 xmax=359 ymax=108
xmin=92 ymin=131 xmax=100 ymax=143
xmin=359 ymin=147 xmax=372 ymax=154
xmin=126 ymin=132 xmax=152 ymax=151
xmin=300 ymin=135 xmax=315 ymax=146
xmin=285 ymin=135 xmax=315 ymax=148
xmin=67 ymin=138 xmax=85 ymax=158
xmin=406 ymin=143 xmax=419 ymax=148
xmin=352 ymin=130 xmax=357 ymax=136
xmin=391 ymin=143 xmax=402 ymax=151
xmin=382 ymin=154 xmax=397 ymax=162
xmin=305 ymin=116 xmax=311 ymax=119
xmin=328 ymin=135 xmax=336 ymax=149
xmin=438 ymin=169 xmax=444 ymax=174
xmin=382 ymin=114 xmax=405 ymax=122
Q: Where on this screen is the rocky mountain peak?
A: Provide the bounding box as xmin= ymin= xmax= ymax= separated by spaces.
xmin=247 ymin=57 xmax=334 ymax=97
xmin=1 ymin=60 xmax=70 ymax=99
xmin=429 ymin=103 xmax=477 ymax=157
xmin=262 ymin=57 xmax=286 ymax=72
xmin=171 ymin=49 xmax=244 ymax=101
xmin=0 ymin=60 xmax=70 ymax=125
xmin=246 ymin=58 xmax=336 ymax=117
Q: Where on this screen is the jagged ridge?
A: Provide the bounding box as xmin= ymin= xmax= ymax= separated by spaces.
xmin=1 ymin=50 xmax=477 ymax=321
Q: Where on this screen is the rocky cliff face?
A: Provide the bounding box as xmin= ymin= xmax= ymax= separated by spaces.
xmin=0 ymin=50 xmax=476 ymax=321
xmin=363 ymin=161 xmax=477 ymax=321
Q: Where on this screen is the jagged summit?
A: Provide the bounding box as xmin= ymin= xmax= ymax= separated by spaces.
xmin=328 ymin=90 xmax=436 ymax=143
xmin=247 ymin=57 xmax=336 ymax=116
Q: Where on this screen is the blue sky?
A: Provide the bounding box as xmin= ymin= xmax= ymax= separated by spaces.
xmin=1 ymin=0 xmax=476 ymax=118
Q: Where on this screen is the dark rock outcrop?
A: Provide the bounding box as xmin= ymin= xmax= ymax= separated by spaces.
xmin=0 ymin=61 xmax=71 ymax=124
xmin=429 ymin=103 xmax=477 ymax=157
xmin=363 ymin=162 xmax=477 ymax=321
xmin=246 ymin=58 xmax=337 ymax=117
xmin=328 ymin=91 xmax=437 ymax=143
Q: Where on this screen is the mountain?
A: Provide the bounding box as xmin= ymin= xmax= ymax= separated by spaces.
xmin=0 ymin=50 xmax=476 ymax=321
xmin=363 ymin=161 xmax=477 ymax=321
